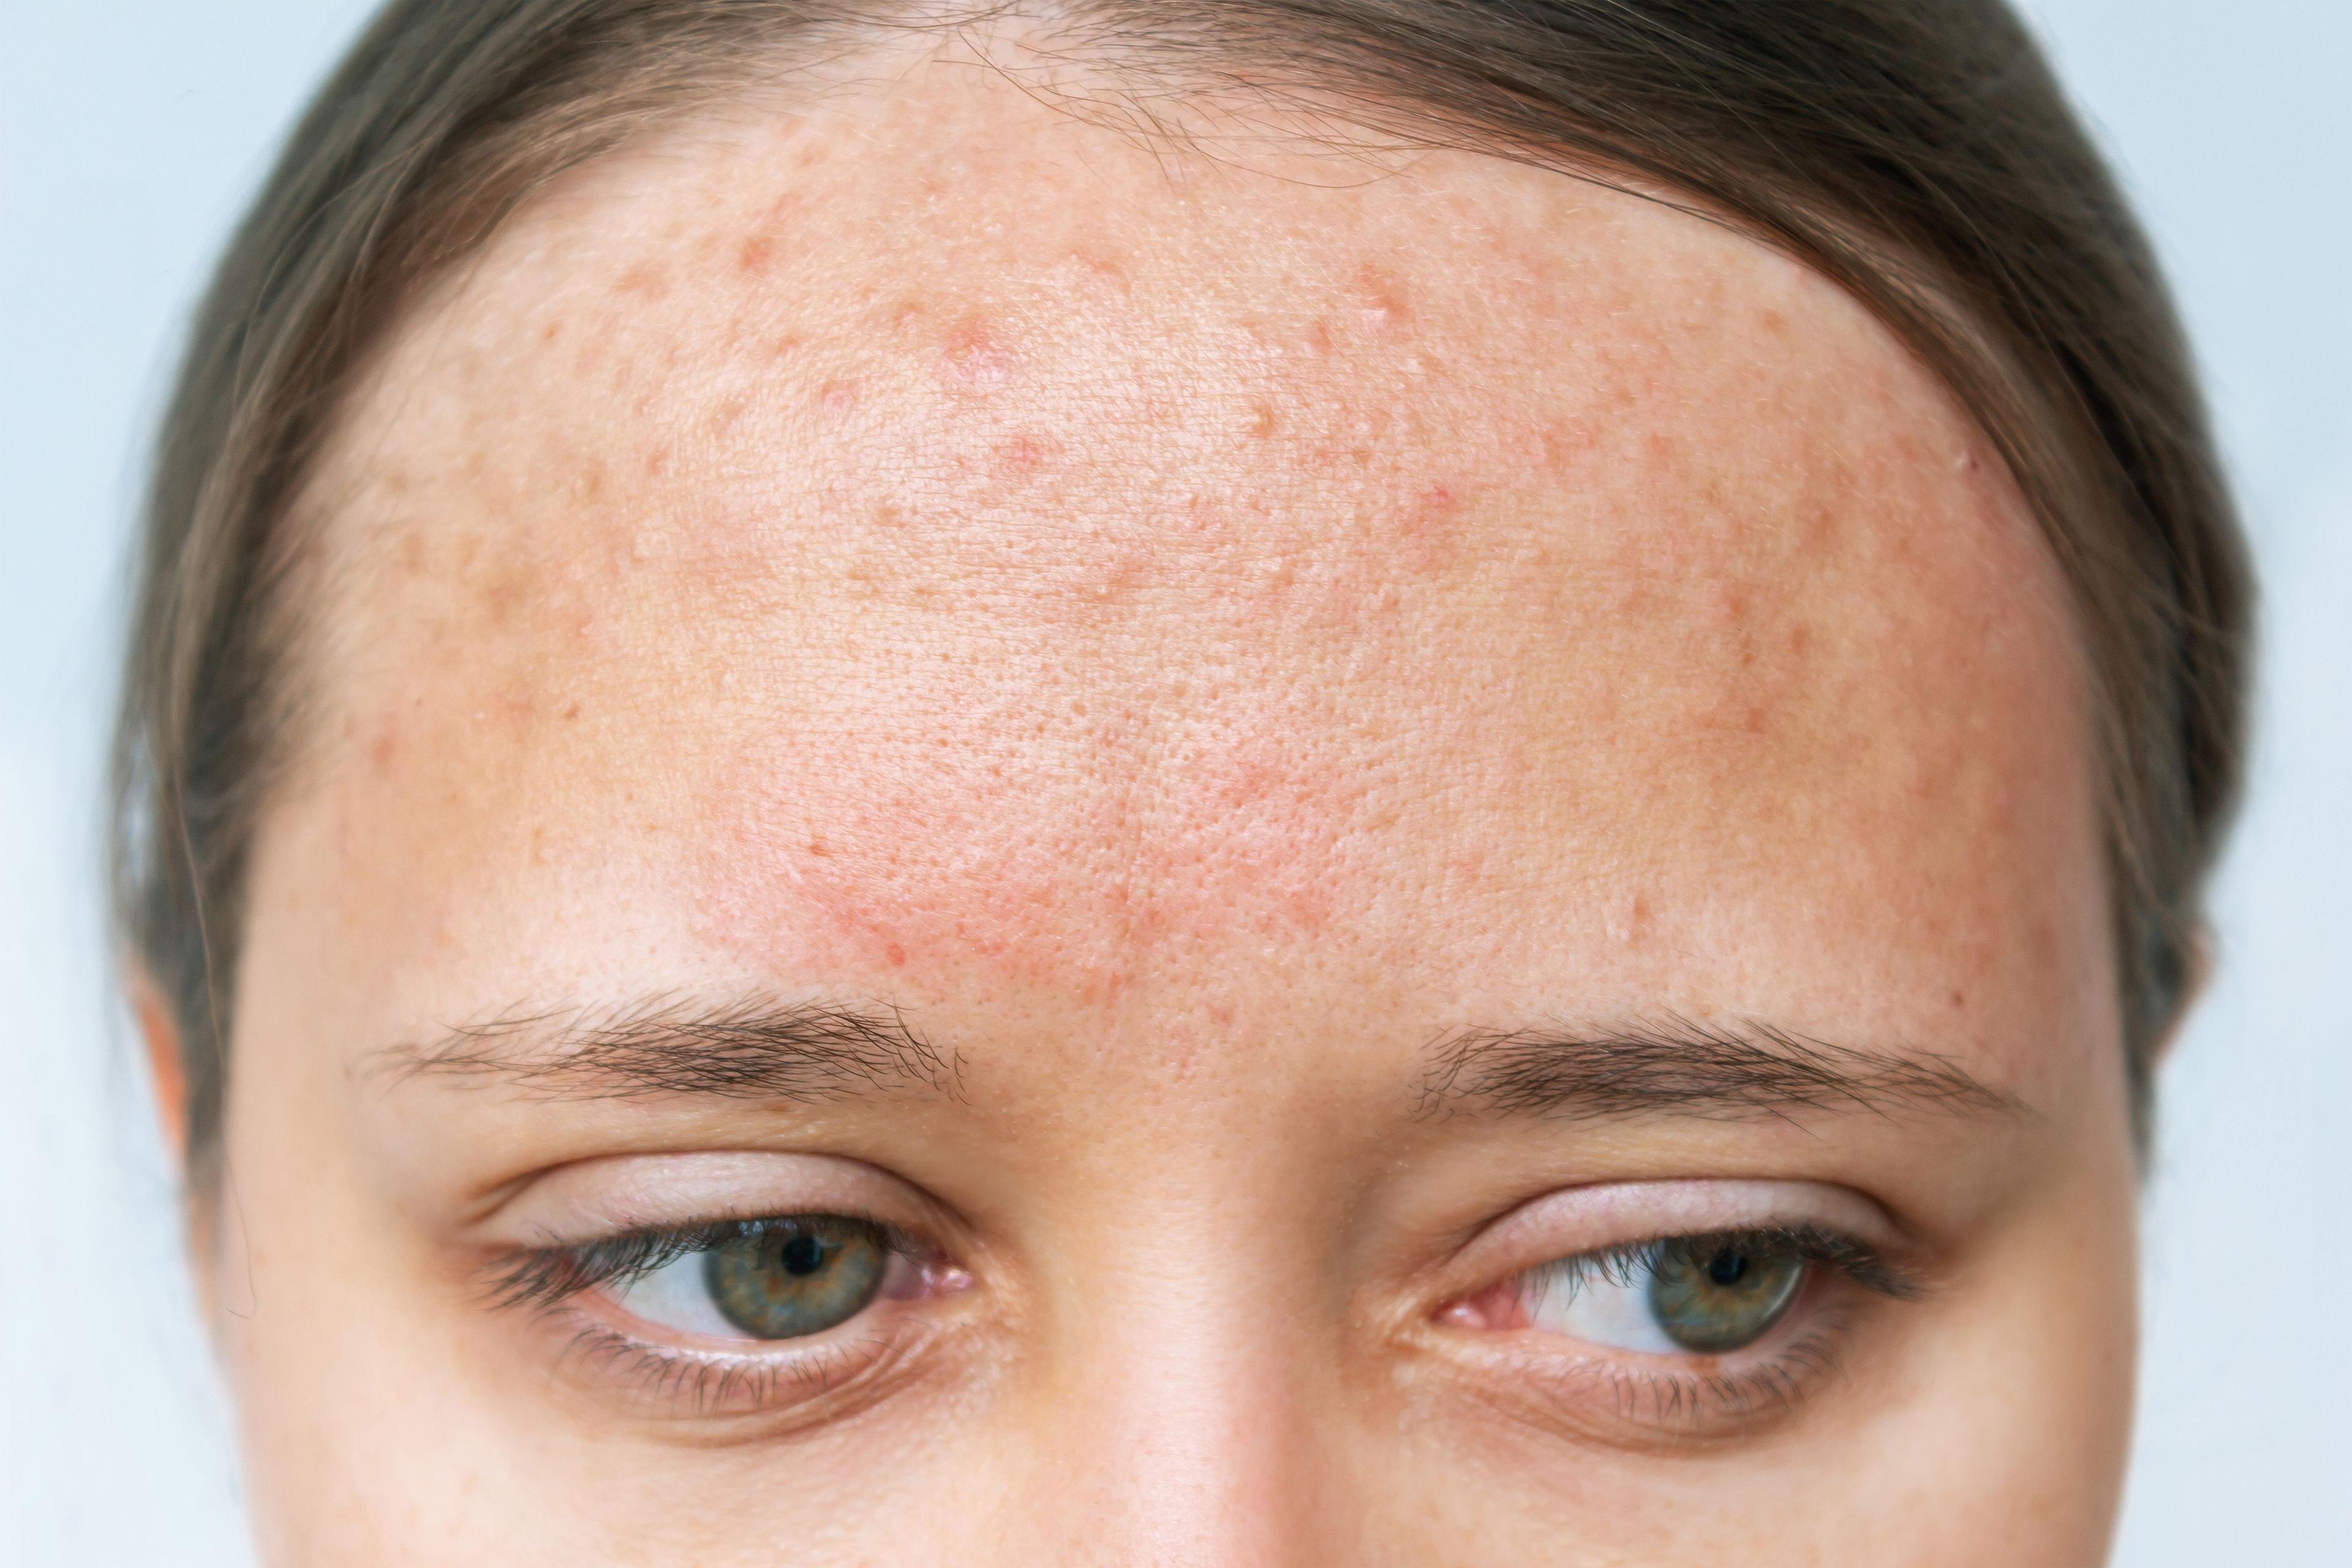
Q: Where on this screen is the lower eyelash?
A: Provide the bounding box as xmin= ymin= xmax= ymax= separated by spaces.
xmin=1593 ymin=1307 xmax=1856 ymax=1432
xmin=543 ymin=1309 xmax=904 ymax=1418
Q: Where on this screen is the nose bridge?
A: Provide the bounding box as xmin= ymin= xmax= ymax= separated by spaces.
xmin=1047 ymin=1294 xmax=1330 ymax=1564
xmin=990 ymin=1208 xmax=1351 ymax=1568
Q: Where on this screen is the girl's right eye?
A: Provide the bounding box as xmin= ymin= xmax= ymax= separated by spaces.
xmin=610 ymin=1216 xmax=892 ymax=1341
xmin=488 ymin=1211 xmax=951 ymax=1348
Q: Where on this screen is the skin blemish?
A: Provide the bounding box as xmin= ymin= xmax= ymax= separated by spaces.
xmin=614 ymin=262 xmax=669 ymax=300
xmin=736 ymin=233 xmax=774 ymax=274
xmin=1354 ymin=266 xmax=1411 ymax=334
xmin=820 ymin=380 xmax=859 ymax=417
xmin=941 ymin=318 xmax=1009 ymax=386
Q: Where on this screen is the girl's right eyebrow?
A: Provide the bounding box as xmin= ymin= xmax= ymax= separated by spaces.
xmin=366 ymin=990 xmax=962 ymax=1106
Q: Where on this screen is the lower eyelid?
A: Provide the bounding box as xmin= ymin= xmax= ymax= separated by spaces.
xmin=538 ymin=1294 xmax=934 ymax=1423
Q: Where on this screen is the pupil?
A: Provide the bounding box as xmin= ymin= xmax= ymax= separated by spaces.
xmin=1706 ymin=1249 xmax=1749 ymax=1287
xmin=780 ymin=1234 xmax=828 ymax=1276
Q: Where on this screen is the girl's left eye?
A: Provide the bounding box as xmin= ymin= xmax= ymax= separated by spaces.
xmin=611 ymin=1216 xmax=891 ymax=1341
xmin=1517 ymin=1233 xmax=1809 ymax=1355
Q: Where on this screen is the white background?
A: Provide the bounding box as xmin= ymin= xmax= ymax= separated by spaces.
xmin=2 ymin=2 xmax=2344 ymax=1561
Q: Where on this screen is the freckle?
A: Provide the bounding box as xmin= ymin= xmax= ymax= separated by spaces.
xmin=1948 ymin=987 xmax=1967 ymax=1010
xmin=481 ymin=578 xmax=518 ymax=627
xmin=1787 ymin=622 xmax=1809 ymax=655
xmin=736 ymin=234 xmax=774 ymax=274
xmin=560 ymin=702 xmax=581 ymax=722
xmin=1306 ymin=318 xmax=1335 ymax=356
xmin=1760 ymin=307 xmax=1788 ymax=336
xmin=820 ymin=380 xmax=858 ymax=416
xmin=540 ymin=320 xmax=564 ymax=344
xmin=644 ymin=445 xmax=671 ymax=478
xmin=1248 ymin=401 xmax=1276 ymax=439
xmin=369 ymin=723 xmax=399 ymax=771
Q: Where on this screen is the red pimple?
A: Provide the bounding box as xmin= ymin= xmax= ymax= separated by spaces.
xmin=940 ymin=320 xmax=1008 ymax=386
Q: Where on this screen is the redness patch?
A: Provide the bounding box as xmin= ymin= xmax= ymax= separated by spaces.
xmin=687 ymin=698 xmax=1379 ymax=1014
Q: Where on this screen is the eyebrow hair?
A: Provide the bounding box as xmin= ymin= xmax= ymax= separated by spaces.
xmin=374 ymin=992 xmax=958 ymax=1104
xmin=1414 ymin=1014 xmax=2024 ymax=1126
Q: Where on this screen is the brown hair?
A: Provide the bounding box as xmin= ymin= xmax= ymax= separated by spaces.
xmin=114 ymin=0 xmax=2252 ymax=1184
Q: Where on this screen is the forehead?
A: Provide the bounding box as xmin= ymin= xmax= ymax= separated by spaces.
xmin=284 ymin=65 xmax=2098 ymax=1080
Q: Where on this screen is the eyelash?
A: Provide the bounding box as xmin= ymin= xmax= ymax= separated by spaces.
xmin=484 ymin=1212 xmax=921 ymax=1312
xmin=482 ymin=1212 xmax=933 ymax=1415
xmin=1536 ymin=1222 xmax=1921 ymax=1304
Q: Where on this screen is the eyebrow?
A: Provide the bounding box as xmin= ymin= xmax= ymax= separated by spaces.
xmin=1414 ymin=1014 xmax=2025 ymax=1126
xmin=374 ymin=993 xmax=958 ymax=1104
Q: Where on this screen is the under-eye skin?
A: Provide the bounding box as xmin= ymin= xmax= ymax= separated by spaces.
xmin=1438 ymin=1219 xmax=1928 ymax=1442
xmin=483 ymin=1212 xmax=967 ymax=1420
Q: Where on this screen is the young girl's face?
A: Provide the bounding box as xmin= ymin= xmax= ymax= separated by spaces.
xmin=202 ymin=58 xmax=2136 ymax=1566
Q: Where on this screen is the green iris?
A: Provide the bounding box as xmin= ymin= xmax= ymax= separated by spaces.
xmin=702 ymin=1216 xmax=887 ymax=1340
xmin=1646 ymin=1237 xmax=1804 ymax=1352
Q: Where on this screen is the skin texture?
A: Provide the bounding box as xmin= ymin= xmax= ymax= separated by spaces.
xmin=187 ymin=40 xmax=2139 ymax=1568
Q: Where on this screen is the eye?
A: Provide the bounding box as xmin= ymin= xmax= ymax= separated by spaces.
xmin=608 ymin=1216 xmax=891 ymax=1341
xmin=1518 ymin=1232 xmax=1809 ymax=1355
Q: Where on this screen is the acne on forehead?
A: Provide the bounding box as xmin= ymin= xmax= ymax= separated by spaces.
xmin=289 ymin=84 xmax=2099 ymax=1057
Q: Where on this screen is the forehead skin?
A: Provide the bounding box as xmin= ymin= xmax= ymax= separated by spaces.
xmin=292 ymin=78 xmax=2098 ymax=1062
xmin=230 ymin=47 xmax=2128 ymax=1566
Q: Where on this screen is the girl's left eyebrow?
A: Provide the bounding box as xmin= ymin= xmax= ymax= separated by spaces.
xmin=1414 ymin=1014 xmax=2028 ymax=1126
xmin=367 ymin=990 xmax=962 ymax=1105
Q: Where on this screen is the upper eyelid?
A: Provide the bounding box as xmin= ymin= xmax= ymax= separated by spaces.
xmin=1412 ymin=1179 xmax=1934 ymax=1320
xmin=472 ymin=1148 xmax=958 ymax=1249
xmin=1461 ymin=1179 xmax=1910 ymax=1269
